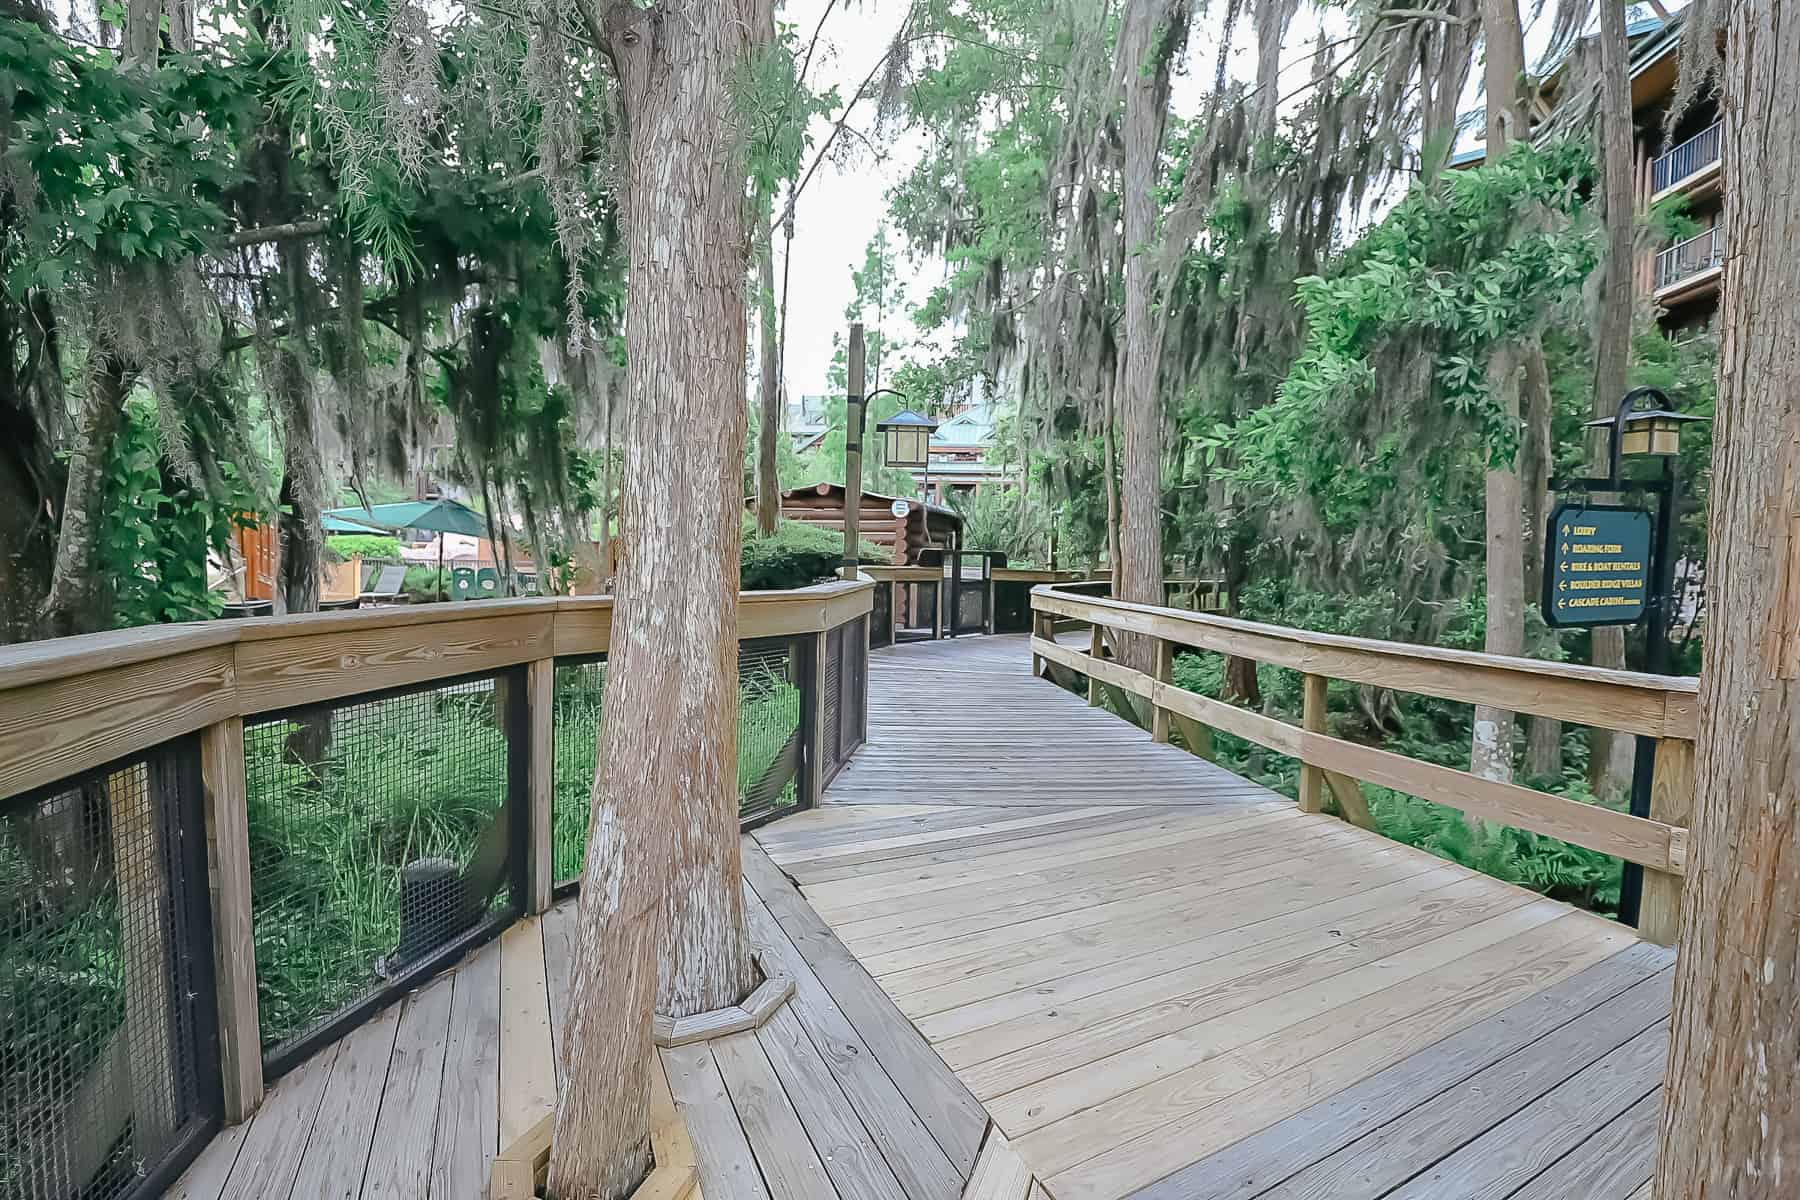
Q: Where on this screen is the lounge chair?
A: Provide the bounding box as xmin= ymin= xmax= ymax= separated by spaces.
xmin=359 ymin=564 xmax=407 ymax=603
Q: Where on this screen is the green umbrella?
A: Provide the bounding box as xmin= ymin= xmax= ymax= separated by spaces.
xmin=325 ymin=499 xmax=493 ymax=602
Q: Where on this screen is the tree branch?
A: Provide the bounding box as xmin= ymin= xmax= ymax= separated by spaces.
xmin=223 ymin=219 xmax=332 ymax=248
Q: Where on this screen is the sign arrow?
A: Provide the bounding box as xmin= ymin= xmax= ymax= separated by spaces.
xmin=1560 ymin=542 xmax=1570 ymax=553
xmin=1557 ymin=598 xmax=1567 ymax=610
xmin=1558 ymin=580 xmax=1567 ymax=592
xmin=1561 ymin=523 xmax=1571 ymax=534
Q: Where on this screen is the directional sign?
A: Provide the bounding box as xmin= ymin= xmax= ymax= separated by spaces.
xmin=1542 ymin=503 xmax=1653 ymax=628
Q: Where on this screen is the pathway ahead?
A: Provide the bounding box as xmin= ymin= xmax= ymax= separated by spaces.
xmin=755 ymin=633 xmax=1672 ymax=1200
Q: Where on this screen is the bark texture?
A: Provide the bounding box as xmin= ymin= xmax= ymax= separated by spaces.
xmin=1657 ymin=2 xmax=1800 ymax=1192
xmin=755 ymin=232 xmax=780 ymax=536
xmin=548 ymin=4 xmax=765 ymax=1195
xmin=1586 ymin=0 xmax=1639 ymax=799
xmin=1117 ymin=0 xmax=1182 ymax=656
xmin=39 ymin=359 xmax=129 ymax=639
xmin=1469 ymin=0 xmax=1530 ymax=783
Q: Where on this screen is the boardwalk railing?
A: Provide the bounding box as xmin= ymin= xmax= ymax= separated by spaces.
xmin=1654 ymin=222 xmax=1727 ymax=291
xmin=0 ymin=580 xmax=870 ymax=1200
xmin=1028 ymin=587 xmax=1696 ymax=946
xmin=865 ymin=565 xmax=1095 ymax=643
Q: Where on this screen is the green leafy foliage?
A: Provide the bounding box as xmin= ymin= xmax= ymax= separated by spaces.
xmin=326 ymin=534 xmax=402 ymax=560
xmin=739 ymin=517 xmax=882 ymax=591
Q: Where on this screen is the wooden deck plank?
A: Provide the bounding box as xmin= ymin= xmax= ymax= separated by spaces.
xmin=962 ymin=1128 xmax=1035 ymax=1200
xmin=1379 ymin=1025 xmax=1668 ymax=1200
xmin=541 ymin=898 xmax=579 ymax=1065
xmin=1505 ymin=1092 xmax=1660 ymax=1200
xmin=288 ymin=999 xmax=402 ymax=1197
xmin=744 ymin=845 xmax=988 ymax=1175
xmin=711 ymin=1030 xmax=838 ymax=1200
xmin=742 ymin=869 xmax=967 ymax=1200
xmin=361 ymin=972 xmax=455 ymax=1199
xmin=1258 ymin=968 xmax=1672 ymax=1200
xmin=1131 ymin=942 xmax=1671 ymax=1200
xmin=433 ymin=939 xmax=502 ymax=1197
xmin=499 ymin=916 xmax=556 ymax=1148
xmin=662 ymin=1041 xmax=774 ymax=1200
xmin=168 ymin=1113 xmax=251 ymax=1200
xmin=754 ymin=1002 xmax=911 ymax=1200
xmin=219 ymin=1041 xmax=341 ymax=1199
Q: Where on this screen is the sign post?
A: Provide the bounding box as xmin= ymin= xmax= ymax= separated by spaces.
xmin=1544 ymin=386 xmax=1703 ymax=930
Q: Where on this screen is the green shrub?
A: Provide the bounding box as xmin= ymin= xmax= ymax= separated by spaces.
xmin=328 ymin=534 xmax=402 ymax=561
xmin=401 ymin=565 xmax=449 ymax=602
xmin=740 ymin=517 xmax=883 ymax=591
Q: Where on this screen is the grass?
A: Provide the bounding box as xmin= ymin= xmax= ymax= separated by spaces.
xmin=551 ymin=660 xmax=802 ymax=882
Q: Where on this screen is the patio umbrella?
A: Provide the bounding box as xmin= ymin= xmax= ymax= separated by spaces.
xmin=325 ymin=499 xmax=494 ymax=601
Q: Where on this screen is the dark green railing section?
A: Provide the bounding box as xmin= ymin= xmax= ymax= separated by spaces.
xmin=241 ymin=673 xmax=524 ymax=1072
xmin=549 ymin=632 xmax=829 ymax=891
xmin=1 ymin=740 xmax=218 ymax=1200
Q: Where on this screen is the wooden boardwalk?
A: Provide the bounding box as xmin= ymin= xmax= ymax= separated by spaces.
xmin=756 ymin=634 xmax=1673 ymax=1200
xmin=173 ymin=632 xmax=1670 ymax=1200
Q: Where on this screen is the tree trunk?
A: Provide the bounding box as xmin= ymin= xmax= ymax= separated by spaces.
xmin=1586 ymin=0 xmax=1638 ymax=800
xmin=1469 ymin=0 xmax=1531 ymax=784
xmin=1657 ymin=3 xmax=1800 ymax=1188
xmin=547 ymin=4 xmax=766 ymax=1196
xmin=1102 ymin=366 xmax=1122 ymax=593
xmin=1117 ymin=0 xmax=1177 ymax=664
xmin=755 ymin=229 xmax=781 ymax=536
xmin=1519 ymin=346 xmax=1562 ymax=780
xmin=40 ymin=358 xmax=130 ymax=639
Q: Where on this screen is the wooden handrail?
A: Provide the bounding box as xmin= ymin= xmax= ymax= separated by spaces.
xmin=0 ymin=580 xmax=874 ymax=801
xmin=1029 ymin=588 xmax=1696 ymax=945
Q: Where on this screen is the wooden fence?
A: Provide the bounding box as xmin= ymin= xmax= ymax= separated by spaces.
xmin=1028 ymin=586 xmax=1697 ymax=948
xmin=0 ymin=580 xmax=871 ymax=1196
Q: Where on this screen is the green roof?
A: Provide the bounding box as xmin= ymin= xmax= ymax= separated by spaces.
xmin=322 ymin=513 xmax=389 ymax=535
xmin=324 ymin=499 xmax=490 ymax=538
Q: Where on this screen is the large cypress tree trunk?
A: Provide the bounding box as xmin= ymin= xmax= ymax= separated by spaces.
xmin=1656 ymin=1 xmax=1800 ymax=1188
xmin=547 ymin=3 xmax=765 ymax=1195
xmin=1586 ymin=0 xmax=1639 ymax=799
xmin=1469 ymin=0 xmax=1530 ymax=783
xmin=40 ymin=358 xmax=130 ymax=639
xmin=1116 ymin=0 xmax=1179 ymax=660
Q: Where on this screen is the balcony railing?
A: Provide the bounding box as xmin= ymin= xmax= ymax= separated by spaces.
xmin=1651 ymin=121 xmax=1723 ymax=194
xmin=1655 ymin=223 xmax=1727 ymax=292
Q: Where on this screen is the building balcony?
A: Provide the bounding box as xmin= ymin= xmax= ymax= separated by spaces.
xmin=1650 ymin=121 xmax=1722 ymax=204
xmin=1654 ymin=222 xmax=1726 ymax=305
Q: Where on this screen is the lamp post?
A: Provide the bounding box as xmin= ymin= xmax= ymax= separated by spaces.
xmin=1560 ymin=385 xmax=1709 ymax=925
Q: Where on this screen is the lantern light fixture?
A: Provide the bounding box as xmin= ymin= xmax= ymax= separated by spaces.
xmin=876 ymin=408 xmax=938 ymax=471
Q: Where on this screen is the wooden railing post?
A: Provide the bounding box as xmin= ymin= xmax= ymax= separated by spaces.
xmin=525 ymin=659 xmax=555 ymax=914
xmin=1298 ymin=672 xmax=1328 ymax=814
xmin=1087 ymin=624 xmax=1104 ymax=706
xmin=1638 ymin=735 xmax=1695 ymax=946
xmin=1151 ymin=638 xmax=1172 ymax=743
xmin=201 ymin=717 xmax=263 ymax=1123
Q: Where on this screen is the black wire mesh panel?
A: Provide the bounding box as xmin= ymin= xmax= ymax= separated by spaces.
xmin=821 ymin=624 xmax=846 ymax=782
xmin=243 ymin=671 xmax=524 ymax=1071
xmin=870 ymin=580 xmax=893 ymax=649
xmin=551 ymin=658 xmax=607 ymax=887
xmin=897 ymin=580 xmax=940 ymax=642
xmin=1 ymin=742 xmax=219 ymax=1200
xmin=993 ymin=580 xmax=1034 ymax=632
xmin=551 ymin=638 xmax=806 ymax=886
xmin=836 ymin=616 xmax=868 ymax=756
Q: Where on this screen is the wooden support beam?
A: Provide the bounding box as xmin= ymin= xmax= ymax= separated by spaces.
xmin=1324 ymin=769 xmax=1377 ymax=831
xmin=1151 ymin=639 xmax=1173 ymax=744
xmin=525 ymin=659 xmax=555 ymax=914
xmin=1637 ymin=736 xmax=1695 ymax=946
xmin=202 ymin=717 xmax=263 ymax=1122
xmin=1299 ymin=673 xmax=1328 ymax=814
xmin=1169 ymin=710 xmax=1215 ymax=762
xmin=1087 ymin=625 xmax=1104 ymax=706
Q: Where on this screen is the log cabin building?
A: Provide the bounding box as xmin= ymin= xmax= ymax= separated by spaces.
xmin=766 ymin=482 xmax=964 ymax=565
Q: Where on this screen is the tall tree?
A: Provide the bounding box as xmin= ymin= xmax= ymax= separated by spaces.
xmin=546 ymin=2 xmax=769 ymax=1196
xmin=1469 ymin=0 xmax=1532 ymax=782
xmin=1116 ymin=0 xmax=1188 ymax=655
xmin=1656 ymin=0 xmax=1800 ymax=1188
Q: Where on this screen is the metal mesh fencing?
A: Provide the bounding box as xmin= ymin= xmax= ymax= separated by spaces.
xmin=1 ymin=743 xmax=217 ymax=1200
xmin=243 ymin=673 xmax=523 ymax=1071
xmin=551 ymin=638 xmax=806 ymax=887
xmin=836 ymin=617 xmax=868 ymax=756
xmin=870 ymin=580 xmax=894 ymax=648
xmin=821 ymin=624 xmax=846 ymax=780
